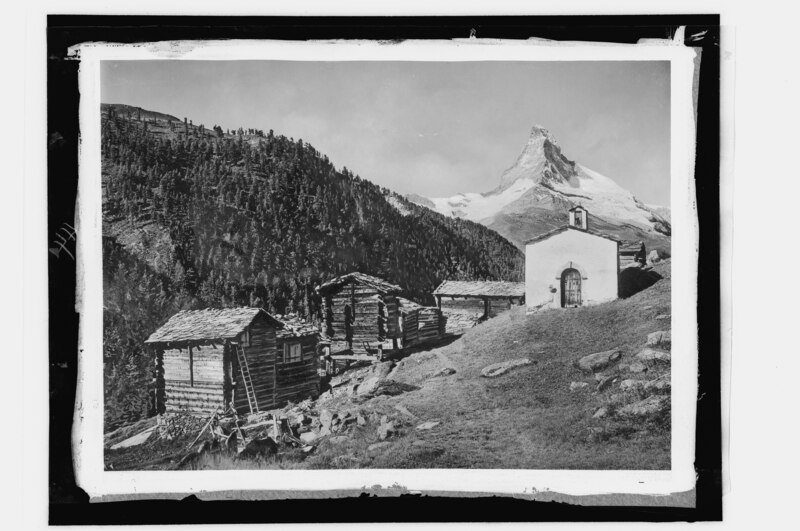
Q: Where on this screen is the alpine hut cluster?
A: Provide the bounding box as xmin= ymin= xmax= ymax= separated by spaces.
xmin=145 ymin=308 xmax=321 ymax=416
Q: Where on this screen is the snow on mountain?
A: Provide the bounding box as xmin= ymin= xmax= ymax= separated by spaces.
xmin=408 ymin=125 xmax=671 ymax=247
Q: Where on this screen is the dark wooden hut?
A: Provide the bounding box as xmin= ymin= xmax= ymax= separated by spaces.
xmin=316 ymin=272 xmax=402 ymax=356
xmin=397 ymin=297 xmax=443 ymax=348
xmin=433 ymin=280 xmax=526 ymax=319
xmin=145 ymin=307 xmax=320 ymax=416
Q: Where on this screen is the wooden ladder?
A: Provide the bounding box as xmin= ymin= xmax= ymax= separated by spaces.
xmin=233 ymin=342 xmax=259 ymax=414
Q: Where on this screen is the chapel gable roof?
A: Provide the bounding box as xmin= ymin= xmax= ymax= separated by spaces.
xmin=523 ymin=225 xmax=621 ymax=246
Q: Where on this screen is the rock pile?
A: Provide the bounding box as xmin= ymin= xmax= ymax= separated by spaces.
xmin=588 ymin=329 xmax=672 ymax=426
xmin=321 ymin=360 xmax=419 ymax=402
xmin=158 ymin=413 xmax=209 ymax=441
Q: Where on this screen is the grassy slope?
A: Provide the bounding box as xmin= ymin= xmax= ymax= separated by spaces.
xmin=358 ymin=261 xmax=673 ymax=470
xmin=107 ymin=261 xmax=671 ymax=471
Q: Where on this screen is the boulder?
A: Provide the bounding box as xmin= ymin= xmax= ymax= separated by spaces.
xmin=368 ymin=441 xmax=392 ymax=452
xmin=372 ymin=360 xmax=395 ymax=379
xmin=576 ymin=349 xmax=621 ymax=373
xmin=569 ymin=381 xmax=590 ymax=392
xmin=372 ymin=380 xmax=420 ymax=397
xmin=596 ymin=375 xmax=617 ymax=392
xmin=646 ymin=331 xmax=671 ymax=350
xmin=647 ymin=249 xmax=667 ymax=264
xmin=356 ymin=376 xmax=382 ymax=397
xmin=636 ymin=347 xmax=671 ymax=364
xmin=416 ymin=421 xmax=440 ymax=431
xmin=480 ymin=358 xmax=532 ymax=378
xmin=616 ymin=395 xmax=670 ymax=420
xmin=319 ymin=409 xmax=335 ymax=429
xmin=299 ymin=431 xmax=319 ymax=444
xmin=377 ymin=421 xmax=397 ymax=440
xmin=643 ymin=374 xmax=671 ymax=395
xmin=628 ymin=362 xmax=648 ymax=374
xmin=619 ymin=379 xmax=645 ymax=393
xmin=357 ymin=415 xmax=367 ymax=427
xmin=432 ymin=367 xmax=457 ymax=377
xmin=593 ymin=407 xmax=609 ymax=419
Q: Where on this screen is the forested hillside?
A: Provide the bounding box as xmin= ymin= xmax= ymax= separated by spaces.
xmin=101 ymin=104 xmax=523 ymax=430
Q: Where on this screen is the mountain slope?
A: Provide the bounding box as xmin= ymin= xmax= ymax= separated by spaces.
xmin=410 ymin=126 xmax=671 ymax=250
xmin=100 ymin=103 xmax=523 ymax=429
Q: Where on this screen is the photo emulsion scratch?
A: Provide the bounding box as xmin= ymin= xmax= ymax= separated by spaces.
xmin=73 ymin=37 xmax=700 ymax=501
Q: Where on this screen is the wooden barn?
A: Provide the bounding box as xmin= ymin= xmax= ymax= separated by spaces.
xmin=433 ymin=280 xmax=526 ymax=319
xmin=619 ymin=240 xmax=647 ymax=269
xmin=397 ymin=297 xmax=443 ymax=348
xmin=145 ymin=308 xmax=320 ymax=416
xmin=316 ymin=272 xmax=403 ymax=356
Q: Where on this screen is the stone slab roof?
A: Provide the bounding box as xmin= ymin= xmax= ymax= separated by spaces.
xmin=316 ymin=272 xmax=402 ymax=295
xmin=145 ymin=307 xmax=281 ymax=345
xmin=433 ymin=280 xmax=525 ymax=298
xmin=273 ymin=313 xmax=320 ymax=339
xmin=396 ymin=296 xmax=425 ymax=313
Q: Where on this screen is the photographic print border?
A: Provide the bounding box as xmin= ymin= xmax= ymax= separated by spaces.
xmin=47 ymin=14 xmax=721 ymax=524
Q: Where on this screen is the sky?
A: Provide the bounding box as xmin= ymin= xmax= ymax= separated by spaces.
xmin=101 ymin=60 xmax=671 ymax=206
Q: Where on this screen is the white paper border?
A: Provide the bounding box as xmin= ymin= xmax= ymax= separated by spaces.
xmin=73 ymin=37 xmax=699 ymax=499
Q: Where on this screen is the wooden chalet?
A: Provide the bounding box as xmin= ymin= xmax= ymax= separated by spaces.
xmin=145 ymin=308 xmax=320 ymax=416
xmin=619 ymin=240 xmax=647 ymax=269
xmin=433 ymin=280 xmax=526 ymax=319
xmin=316 ymin=272 xmax=402 ymax=357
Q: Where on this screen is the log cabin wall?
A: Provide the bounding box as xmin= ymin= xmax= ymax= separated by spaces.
xmin=417 ymin=307 xmax=442 ymax=343
xmin=275 ymin=335 xmax=320 ymax=405
xmin=232 ymin=319 xmax=277 ymax=413
xmin=352 ymin=285 xmax=382 ymax=350
xmin=324 ymin=281 xmax=387 ymax=354
xmin=401 ymin=309 xmax=420 ymax=347
xmin=162 ymin=345 xmax=226 ymax=414
xmin=383 ymin=295 xmax=400 ymax=339
xmin=439 ymin=297 xmax=487 ymax=315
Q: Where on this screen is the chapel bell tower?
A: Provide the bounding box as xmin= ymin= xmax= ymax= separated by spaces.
xmin=569 ymin=206 xmax=589 ymax=230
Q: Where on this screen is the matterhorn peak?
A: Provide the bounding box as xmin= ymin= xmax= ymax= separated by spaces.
xmin=529 ymin=124 xmax=557 ymax=143
xmin=410 ymin=122 xmax=672 ymax=246
xmin=494 ymin=124 xmax=571 ymax=191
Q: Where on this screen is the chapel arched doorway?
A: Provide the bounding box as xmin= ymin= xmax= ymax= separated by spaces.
xmin=561 ymin=268 xmax=582 ymax=307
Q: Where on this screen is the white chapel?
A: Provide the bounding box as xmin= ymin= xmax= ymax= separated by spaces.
xmin=524 ymin=206 xmax=620 ymax=311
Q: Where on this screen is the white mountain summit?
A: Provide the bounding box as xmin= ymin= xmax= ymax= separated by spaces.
xmin=408 ymin=125 xmax=671 ymax=249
